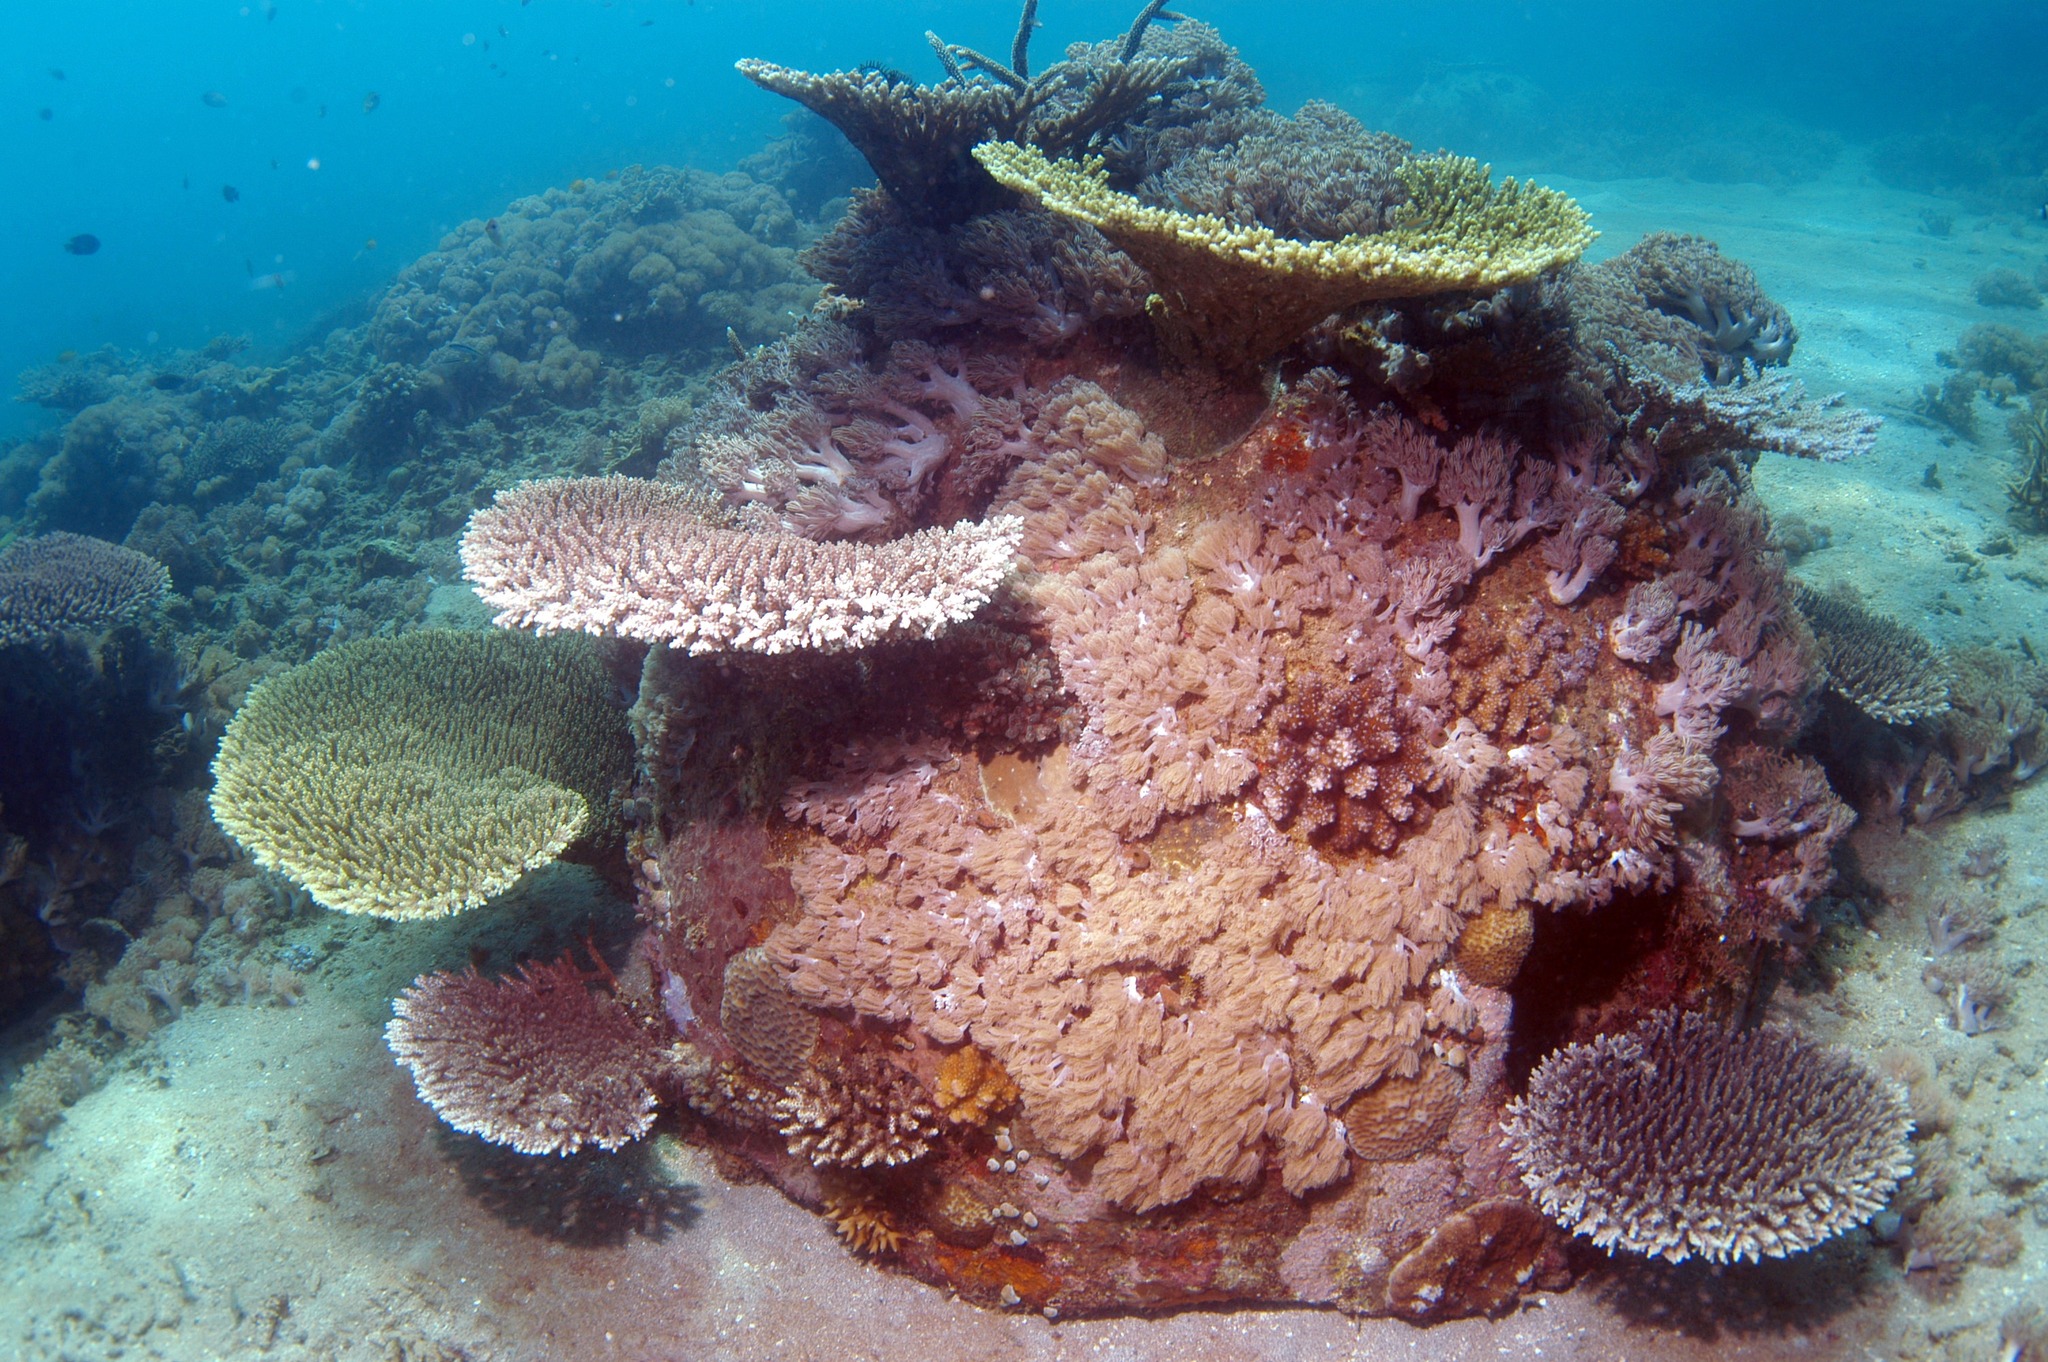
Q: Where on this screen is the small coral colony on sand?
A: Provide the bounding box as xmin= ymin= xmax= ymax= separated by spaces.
xmin=198 ymin=0 xmax=1965 ymax=1323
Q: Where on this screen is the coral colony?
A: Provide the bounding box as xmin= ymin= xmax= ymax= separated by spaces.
xmin=196 ymin=2 xmax=1959 ymax=1322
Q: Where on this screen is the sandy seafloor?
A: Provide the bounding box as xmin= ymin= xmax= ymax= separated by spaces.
xmin=3 ymin=151 xmax=2047 ymax=1362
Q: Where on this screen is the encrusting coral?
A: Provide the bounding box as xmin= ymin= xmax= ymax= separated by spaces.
xmin=1503 ymin=1010 xmax=1914 ymax=1264
xmin=974 ymin=140 xmax=1595 ymax=369
xmin=208 ymin=629 xmax=630 ymax=918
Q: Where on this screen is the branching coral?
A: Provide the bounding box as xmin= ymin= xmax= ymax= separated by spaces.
xmin=975 ymin=140 xmax=1594 ymax=369
xmin=774 ymin=1052 xmax=943 ymax=1169
xmin=1505 ymin=1011 xmax=1912 ymax=1264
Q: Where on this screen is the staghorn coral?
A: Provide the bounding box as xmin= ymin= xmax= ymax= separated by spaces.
xmin=1503 ymin=1010 xmax=1913 ymax=1264
xmin=387 ymin=956 xmax=673 ymax=1156
xmin=0 ymin=533 xmax=169 ymax=647
xmin=459 ymin=475 xmax=1022 ymax=654
xmin=208 ymin=630 xmax=630 ymax=918
xmin=1795 ymin=582 xmax=1950 ymax=724
xmin=975 ymin=139 xmax=1594 ymax=370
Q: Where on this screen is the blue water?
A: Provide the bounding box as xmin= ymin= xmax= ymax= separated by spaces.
xmin=5 ymin=1 xmax=2045 ymax=442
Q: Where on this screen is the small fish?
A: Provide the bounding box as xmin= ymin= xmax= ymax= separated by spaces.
xmin=249 ymin=270 xmax=294 ymax=291
xmin=63 ymin=233 xmax=100 ymax=256
xmin=364 ymin=236 xmax=378 ymax=250
xmin=484 ymin=217 xmax=503 ymax=245
xmin=201 ymin=90 xmax=228 ymax=108
xmin=37 ymin=107 xmax=53 ymax=122
xmin=569 ymin=177 xmax=588 ymax=193
xmin=222 ymin=184 xmax=240 ymax=202
xmin=49 ymin=68 xmax=65 ymax=81
xmin=56 ymin=350 xmax=78 ymax=363
xmin=317 ymin=103 xmax=327 ymax=118
xmin=498 ymin=24 xmax=509 ymax=36
xmin=362 ymin=91 xmax=380 ymax=114
xmin=181 ymin=175 xmax=190 ymax=189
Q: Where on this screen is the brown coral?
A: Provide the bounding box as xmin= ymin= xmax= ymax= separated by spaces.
xmin=1455 ymin=905 xmax=1533 ymax=988
xmin=1796 ymin=583 xmax=1950 ymax=724
xmin=1342 ymin=1059 xmax=1465 ymax=1161
xmin=1258 ymin=673 xmax=1430 ymax=853
xmin=719 ymin=947 xmax=819 ymax=1089
xmin=934 ymin=1045 xmax=1021 ymax=1127
xmin=386 ymin=957 xmax=671 ymax=1157
xmin=823 ymin=1190 xmax=905 ymax=1257
xmin=1385 ymin=1198 xmax=1558 ymax=1321
xmin=774 ymin=1053 xmax=943 ymax=1169
xmin=1503 ymin=1010 xmax=1914 ymax=1264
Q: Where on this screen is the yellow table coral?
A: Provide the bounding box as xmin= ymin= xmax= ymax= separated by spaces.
xmin=209 ymin=629 xmax=631 ymax=919
xmin=973 ymin=140 xmax=1596 ymax=369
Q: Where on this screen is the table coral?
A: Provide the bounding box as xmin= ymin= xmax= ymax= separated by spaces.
xmin=974 ymin=140 xmax=1595 ymax=369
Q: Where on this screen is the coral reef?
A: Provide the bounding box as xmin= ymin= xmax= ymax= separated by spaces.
xmin=0 ymin=4 xmax=1898 ymax=1328
xmin=1503 ymin=1010 xmax=1914 ymax=1263
xmin=363 ymin=163 xmax=815 ymax=373
xmin=208 ymin=630 xmax=631 ymax=917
